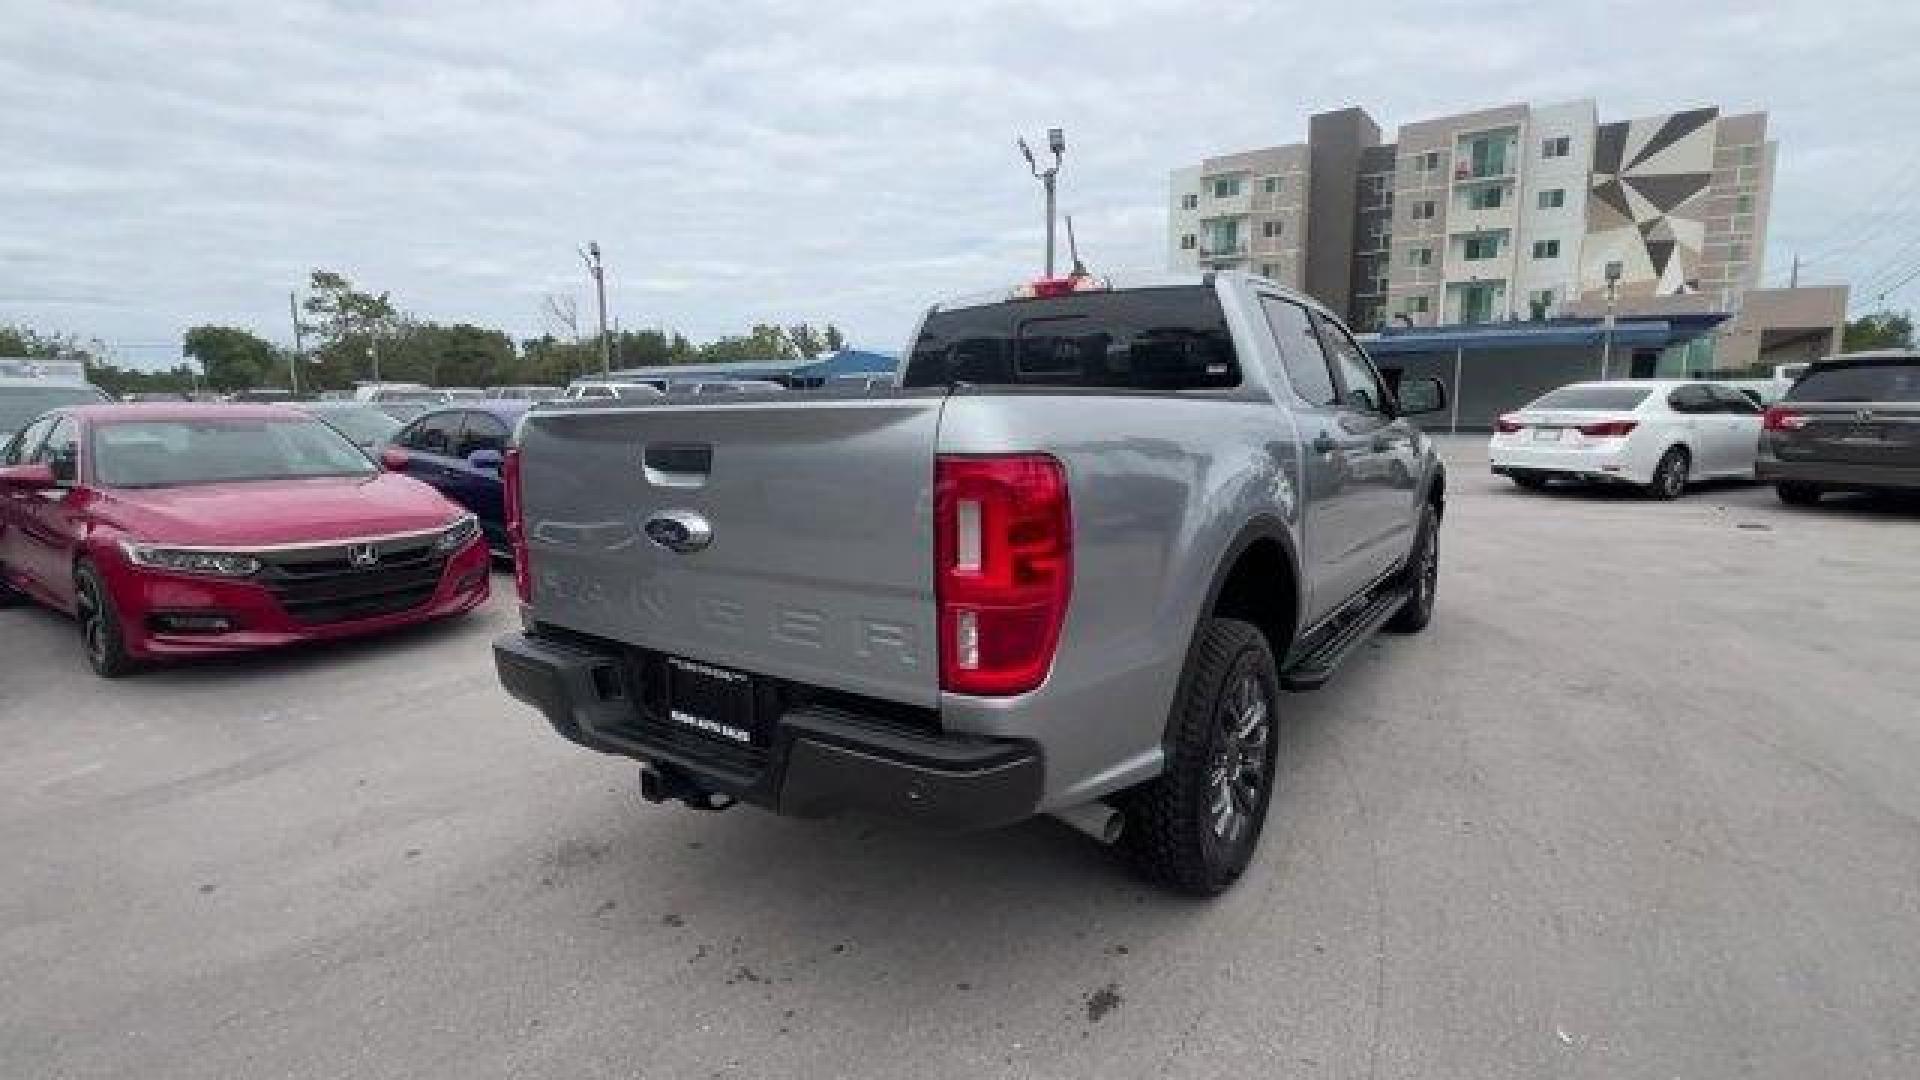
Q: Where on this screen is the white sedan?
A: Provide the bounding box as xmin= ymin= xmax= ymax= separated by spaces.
xmin=1488 ymin=380 xmax=1763 ymax=499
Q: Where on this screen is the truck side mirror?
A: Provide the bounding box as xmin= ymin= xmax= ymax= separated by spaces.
xmin=1397 ymin=377 xmax=1447 ymax=415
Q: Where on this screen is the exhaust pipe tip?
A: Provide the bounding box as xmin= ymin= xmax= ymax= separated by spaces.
xmin=1050 ymin=801 xmax=1124 ymax=845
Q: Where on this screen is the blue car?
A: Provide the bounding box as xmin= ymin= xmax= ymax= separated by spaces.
xmin=387 ymin=401 xmax=530 ymax=558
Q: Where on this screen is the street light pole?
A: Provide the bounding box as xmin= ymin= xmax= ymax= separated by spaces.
xmin=287 ymin=291 xmax=303 ymax=397
xmin=1599 ymin=259 xmax=1622 ymax=380
xmin=581 ymin=242 xmax=610 ymax=375
xmin=1018 ymin=128 xmax=1066 ymax=278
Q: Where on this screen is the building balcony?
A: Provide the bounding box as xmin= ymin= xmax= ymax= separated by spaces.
xmin=1199 ymin=244 xmax=1248 ymax=262
xmin=1201 ymin=192 xmax=1252 ymax=217
xmin=1453 ymin=164 xmax=1515 ymax=184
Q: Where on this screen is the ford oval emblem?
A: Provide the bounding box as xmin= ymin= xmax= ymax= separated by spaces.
xmin=643 ymin=510 xmax=712 ymax=553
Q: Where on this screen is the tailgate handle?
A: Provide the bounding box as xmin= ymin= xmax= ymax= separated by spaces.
xmin=644 ymin=442 xmax=712 ymax=488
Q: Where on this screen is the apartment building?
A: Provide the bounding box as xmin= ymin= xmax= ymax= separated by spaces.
xmin=1167 ymin=100 xmax=1777 ymax=333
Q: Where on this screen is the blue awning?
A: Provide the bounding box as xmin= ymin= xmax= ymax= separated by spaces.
xmin=1363 ymin=314 xmax=1727 ymax=355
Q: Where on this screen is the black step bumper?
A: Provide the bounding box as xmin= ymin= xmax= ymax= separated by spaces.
xmin=493 ymin=631 xmax=1043 ymax=832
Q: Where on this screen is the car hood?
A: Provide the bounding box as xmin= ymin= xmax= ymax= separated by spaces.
xmin=98 ymin=473 xmax=464 ymax=547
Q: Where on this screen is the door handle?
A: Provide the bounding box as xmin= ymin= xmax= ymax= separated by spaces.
xmin=1312 ymin=432 xmax=1337 ymax=456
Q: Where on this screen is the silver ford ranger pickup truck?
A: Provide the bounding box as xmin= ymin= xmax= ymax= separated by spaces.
xmin=494 ymin=271 xmax=1447 ymax=894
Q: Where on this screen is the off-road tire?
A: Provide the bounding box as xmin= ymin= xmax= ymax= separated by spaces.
xmin=1385 ymin=502 xmax=1439 ymax=634
xmin=1122 ymin=618 xmax=1280 ymax=896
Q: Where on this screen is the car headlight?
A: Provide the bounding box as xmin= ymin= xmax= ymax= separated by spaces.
xmin=435 ymin=514 xmax=481 ymax=552
xmin=121 ymin=543 xmax=262 ymax=577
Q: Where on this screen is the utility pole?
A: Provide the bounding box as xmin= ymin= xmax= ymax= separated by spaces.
xmin=287 ymin=291 xmax=304 ymax=396
xmin=1017 ymin=128 xmax=1066 ymax=278
xmin=581 ymin=242 xmax=610 ymax=375
xmin=1599 ymin=260 xmax=1622 ymax=380
xmin=1789 ymin=253 xmax=1801 ymax=288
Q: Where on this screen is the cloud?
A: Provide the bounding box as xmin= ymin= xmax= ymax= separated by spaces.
xmin=1 ymin=0 xmax=1917 ymax=367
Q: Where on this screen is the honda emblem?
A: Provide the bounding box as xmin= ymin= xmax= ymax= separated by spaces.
xmin=346 ymin=543 xmax=380 ymax=568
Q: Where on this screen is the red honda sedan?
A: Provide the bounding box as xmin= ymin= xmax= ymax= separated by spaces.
xmin=0 ymin=403 xmax=490 ymax=676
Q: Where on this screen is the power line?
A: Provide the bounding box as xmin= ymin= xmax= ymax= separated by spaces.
xmin=1771 ymin=147 xmax=1920 ymax=277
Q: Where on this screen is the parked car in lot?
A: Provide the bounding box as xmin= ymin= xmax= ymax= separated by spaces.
xmin=1758 ymin=351 xmax=1920 ymax=505
xmin=0 ymin=403 xmax=488 ymax=677
xmin=495 ymin=271 xmax=1449 ymax=895
xmin=387 ymin=402 xmax=528 ymax=557
xmin=1490 ymin=379 xmax=1762 ymax=499
xmin=373 ymin=400 xmax=434 ymax=423
xmin=669 ymin=379 xmax=786 ymax=395
xmin=563 ymin=379 xmax=666 ymax=400
xmin=1 ymin=376 xmax=110 ymax=445
xmin=485 ymin=385 xmax=564 ymax=401
xmin=288 ymin=400 xmax=403 ymax=453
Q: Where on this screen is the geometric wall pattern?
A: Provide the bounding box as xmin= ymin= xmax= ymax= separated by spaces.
xmin=1582 ymin=107 xmax=1719 ymax=299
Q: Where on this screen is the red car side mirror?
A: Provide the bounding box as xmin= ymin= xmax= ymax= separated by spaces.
xmin=379 ymin=447 xmax=410 ymax=471
xmin=0 ymin=462 xmax=58 ymax=490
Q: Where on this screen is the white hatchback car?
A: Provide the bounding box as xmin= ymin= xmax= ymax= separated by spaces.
xmin=1489 ymin=380 xmax=1763 ymax=499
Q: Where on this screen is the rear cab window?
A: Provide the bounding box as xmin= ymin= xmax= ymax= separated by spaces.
xmin=1527 ymin=386 xmax=1654 ymax=410
xmin=1787 ymin=360 xmax=1920 ymax=402
xmin=905 ymin=285 xmax=1239 ymax=391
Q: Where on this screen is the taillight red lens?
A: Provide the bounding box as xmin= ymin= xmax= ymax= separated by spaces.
xmin=503 ymin=447 xmax=531 ymax=603
xmin=1577 ymin=420 xmax=1639 ymax=438
xmin=934 ymin=455 xmax=1072 ymax=696
xmin=1763 ymin=406 xmax=1809 ymax=432
xmin=1494 ymin=415 xmax=1522 ymax=433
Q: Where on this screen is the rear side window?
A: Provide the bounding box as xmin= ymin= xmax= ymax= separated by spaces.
xmin=1787 ymin=361 xmax=1920 ymax=402
xmin=1527 ymin=385 xmax=1654 ymax=410
xmin=905 ymin=286 xmax=1239 ymax=391
xmin=1260 ymin=296 xmax=1338 ymax=406
xmin=403 ymin=411 xmax=463 ymax=454
xmin=1708 ymin=384 xmax=1761 ymax=414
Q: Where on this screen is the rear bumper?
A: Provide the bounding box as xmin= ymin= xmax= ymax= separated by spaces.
xmin=1756 ymin=455 xmax=1920 ymax=491
xmin=1487 ymin=434 xmax=1653 ymax=484
xmin=493 ymin=631 xmax=1044 ymax=832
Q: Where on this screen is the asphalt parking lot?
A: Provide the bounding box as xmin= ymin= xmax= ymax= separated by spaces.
xmin=4 ymin=436 xmax=1918 ymax=1080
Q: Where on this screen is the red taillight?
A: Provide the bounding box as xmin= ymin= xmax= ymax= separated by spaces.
xmin=1764 ymin=406 xmax=1810 ymax=432
xmin=934 ymin=455 xmax=1072 ymax=697
xmin=1577 ymin=420 xmax=1639 ymax=438
xmin=1014 ymin=275 xmax=1108 ymax=300
xmin=1495 ymin=415 xmax=1523 ymax=433
xmin=503 ymin=446 xmax=531 ymax=603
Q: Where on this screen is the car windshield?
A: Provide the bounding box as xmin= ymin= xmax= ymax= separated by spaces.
xmin=905 ymin=286 xmax=1240 ymax=391
xmin=1786 ymin=361 xmax=1920 ymax=402
xmin=299 ymin=404 xmax=401 ymax=446
xmin=0 ymin=384 xmax=106 ymax=434
xmin=91 ymin=416 xmax=377 ymax=488
xmin=1527 ymin=385 xmax=1655 ymax=410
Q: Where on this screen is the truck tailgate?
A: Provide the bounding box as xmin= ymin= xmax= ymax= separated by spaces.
xmin=517 ymin=395 xmax=944 ymax=707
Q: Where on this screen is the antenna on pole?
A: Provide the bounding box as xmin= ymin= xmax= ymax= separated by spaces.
xmin=1065 ymin=214 xmax=1088 ymax=278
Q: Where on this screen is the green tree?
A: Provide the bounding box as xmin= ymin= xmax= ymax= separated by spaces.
xmin=611 ymin=328 xmax=697 ymax=368
xmin=1843 ymin=310 xmax=1913 ymax=352
xmin=300 ymin=270 xmax=398 ymax=389
xmin=183 ymin=325 xmax=279 ymax=392
xmin=700 ymin=324 xmax=794 ymax=363
xmin=1 ymin=324 xmax=67 ymax=359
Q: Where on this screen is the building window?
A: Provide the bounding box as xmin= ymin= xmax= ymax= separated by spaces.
xmin=1407 ymin=295 xmax=1430 ymax=314
xmin=1740 ymin=145 xmax=1760 ymax=166
xmin=1410 ymin=200 xmax=1436 ymax=221
xmin=1528 ymin=289 xmax=1555 ymax=319
xmin=1182 ymin=193 xmax=1198 ymax=210
xmin=1532 ymin=239 xmax=1560 ymax=259
xmin=1468 ymin=185 xmax=1504 ymax=210
xmin=1212 ymin=176 xmax=1242 ymax=199
xmin=1205 ymin=218 xmax=1241 ymax=254
xmin=1538 ymin=188 xmax=1566 ymax=209
xmin=1260 ymin=263 xmax=1280 ymax=278
xmin=1463 ymin=235 xmax=1500 ymax=260
xmin=1542 ymin=136 xmax=1571 ymax=159
xmin=1422 ymin=151 xmax=1440 ymax=172
xmin=1407 ymin=246 xmax=1433 ymax=268
xmin=1728 ymin=242 xmax=1749 ymax=262
xmin=1735 ymin=194 xmax=1753 ymax=214
xmin=1263 ymin=176 xmax=1284 ymax=194
xmin=1180 ymin=233 xmax=1196 ymax=250
xmin=1262 ymin=220 xmax=1283 ymax=238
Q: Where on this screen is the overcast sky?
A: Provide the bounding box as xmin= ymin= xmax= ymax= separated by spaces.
xmin=4 ymin=0 xmax=1918 ymax=369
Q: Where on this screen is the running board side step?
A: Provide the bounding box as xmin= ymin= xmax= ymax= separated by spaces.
xmin=1279 ymin=586 xmax=1411 ymax=691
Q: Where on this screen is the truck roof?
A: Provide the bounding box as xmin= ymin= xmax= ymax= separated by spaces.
xmin=925 ymin=270 xmax=1335 ymax=320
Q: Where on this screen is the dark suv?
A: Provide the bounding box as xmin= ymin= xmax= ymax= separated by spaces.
xmin=1758 ymin=351 xmax=1920 ymax=504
